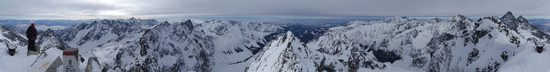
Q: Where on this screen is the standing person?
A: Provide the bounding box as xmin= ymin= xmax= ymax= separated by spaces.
xmin=26 ymin=23 xmax=38 ymax=55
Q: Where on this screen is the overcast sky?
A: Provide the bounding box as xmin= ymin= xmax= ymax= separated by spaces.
xmin=0 ymin=0 xmax=549 ymax=19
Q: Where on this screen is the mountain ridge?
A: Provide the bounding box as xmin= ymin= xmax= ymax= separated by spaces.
xmin=1 ymin=12 xmax=549 ymax=72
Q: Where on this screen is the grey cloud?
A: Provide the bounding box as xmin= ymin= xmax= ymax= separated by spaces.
xmin=0 ymin=0 xmax=117 ymax=16
xmin=15 ymin=24 xmax=66 ymax=30
xmin=0 ymin=0 xmax=548 ymax=19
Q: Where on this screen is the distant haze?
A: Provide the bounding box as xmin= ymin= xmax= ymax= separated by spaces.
xmin=0 ymin=0 xmax=548 ymax=19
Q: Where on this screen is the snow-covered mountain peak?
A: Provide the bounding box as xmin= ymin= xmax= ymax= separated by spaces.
xmin=154 ymin=20 xmax=193 ymax=31
xmin=452 ymin=14 xmax=468 ymax=20
xmin=499 ymin=11 xmax=522 ymax=30
xmin=154 ymin=21 xmax=171 ymax=29
xmin=281 ymin=31 xmax=295 ymax=42
xmin=386 ymin=16 xmax=414 ymax=23
xmin=182 ymin=19 xmax=194 ymax=30
xmin=82 ymin=19 xmax=286 ymax=72
xmin=0 ymin=25 xmax=26 ymax=44
xmin=247 ymin=31 xmax=313 ymax=72
xmin=500 ymin=11 xmax=517 ymax=23
xmin=58 ymin=18 xmax=158 ymax=49
xmin=290 ymin=12 xmax=550 ymax=72
xmin=451 ymin=14 xmax=474 ymax=30
xmin=502 ymin=11 xmax=516 ymax=20
xmin=517 ymin=16 xmax=528 ymax=23
xmin=41 ymin=29 xmax=55 ymax=37
xmin=38 ymin=29 xmax=66 ymax=50
xmin=3 ymin=11 xmax=546 ymax=72
xmin=0 ymin=25 xmax=11 ymax=32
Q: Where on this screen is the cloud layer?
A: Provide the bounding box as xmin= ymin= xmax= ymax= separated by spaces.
xmin=0 ymin=0 xmax=548 ymax=19
xmin=15 ymin=24 xmax=66 ymax=30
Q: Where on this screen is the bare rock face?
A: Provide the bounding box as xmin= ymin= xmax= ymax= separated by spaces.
xmin=7 ymin=48 xmax=15 ymax=56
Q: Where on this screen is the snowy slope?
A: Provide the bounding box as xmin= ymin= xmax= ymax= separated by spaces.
xmin=244 ymin=12 xmax=550 ymax=72
xmin=246 ymin=31 xmax=315 ymax=72
xmin=301 ymin=12 xmax=550 ymax=72
xmin=2 ymin=12 xmax=549 ymax=72
xmin=55 ymin=18 xmax=160 ymax=71
xmin=499 ymin=46 xmax=550 ymax=72
xmin=0 ymin=25 xmax=66 ymax=72
xmin=62 ymin=19 xmax=284 ymax=71
xmin=69 ymin=12 xmax=550 ymax=72
xmin=58 ymin=18 xmax=157 ymax=49
xmin=38 ymin=29 xmax=67 ymax=50
xmin=0 ymin=25 xmax=26 ymax=48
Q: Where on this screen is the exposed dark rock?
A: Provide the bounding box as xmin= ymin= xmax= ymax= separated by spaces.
xmin=412 ymin=57 xmax=428 ymax=68
xmin=183 ymin=19 xmax=194 ymax=30
xmin=478 ymin=63 xmax=500 ymax=72
xmin=316 ymin=58 xmax=335 ymax=72
xmin=372 ymin=49 xmax=402 ymax=63
xmin=452 ymin=14 xmax=472 ymax=30
xmin=468 ymin=48 xmax=480 ymax=64
xmin=500 ymin=11 xmax=518 ymax=31
xmin=472 ymin=30 xmax=489 ymax=44
xmin=500 ymin=51 xmax=508 ymax=61
xmin=509 ymin=36 xmax=520 ymax=47
xmin=536 ymin=46 xmax=544 ymax=53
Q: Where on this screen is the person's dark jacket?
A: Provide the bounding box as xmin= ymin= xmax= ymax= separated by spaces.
xmin=26 ymin=24 xmax=37 ymax=40
xmin=26 ymin=23 xmax=38 ymax=52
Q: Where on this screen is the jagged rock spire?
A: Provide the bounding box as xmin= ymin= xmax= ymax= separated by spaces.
xmin=387 ymin=16 xmax=411 ymax=23
xmin=183 ymin=19 xmax=194 ymax=30
xmin=38 ymin=29 xmax=66 ymax=50
xmin=42 ymin=29 xmax=55 ymax=36
xmin=503 ymin=11 xmax=515 ymax=17
xmin=129 ymin=17 xmax=137 ymax=20
xmin=157 ymin=21 xmax=171 ymax=27
xmin=453 ymin=14 xmax=469 ymax=21
xmin=451 ymin=14 xmax=472 ymax=30
xmin=500 ymin=11 xmax=516 ymax=21
xmin=517 ymin=16 xmax=528 ymax=23
xmin=499 ymin=11 xmax=519 ymax=30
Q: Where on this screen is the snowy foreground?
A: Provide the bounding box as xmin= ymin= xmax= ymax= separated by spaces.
xmin=1 ymin=12 xmax=550 ymax=72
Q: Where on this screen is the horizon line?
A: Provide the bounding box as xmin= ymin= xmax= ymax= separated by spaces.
xmin=1 ymin=14 xmax=550 ymax=20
